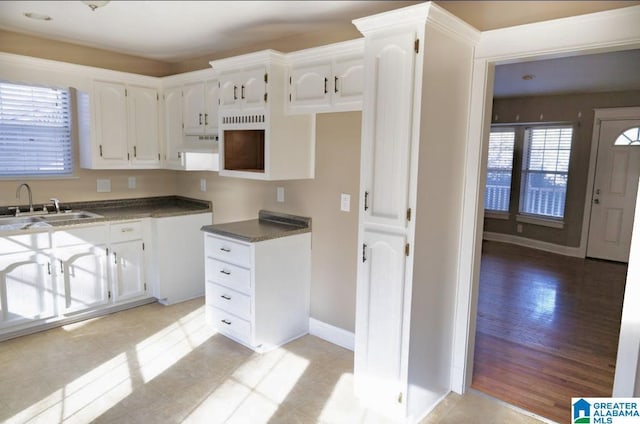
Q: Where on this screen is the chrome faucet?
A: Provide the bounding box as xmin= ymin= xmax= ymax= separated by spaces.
xmin=16 ymin=183 xmax=34 ymax=213
xmin=50 ymin=198 xmax=61 ymax=214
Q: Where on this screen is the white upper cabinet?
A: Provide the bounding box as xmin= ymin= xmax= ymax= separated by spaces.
xmin=128 ymin=85 xmax=161 ymax=167
xmin=218 ymin=65 xmax=267 ymax=112
xmin=182 ymin=80 xmax=219 ymax=135
xmin=79 ymin=80 xmax=161 ymax=169
xmin=360 ymin=32 xmax=416 ymax=229
xmin=211 ymin=50 xmax=315 ymax=181
xmin=287 ymin=39 xmax=364 ymax=114
xmin=162 ymin=85 xmax=184 ymax=169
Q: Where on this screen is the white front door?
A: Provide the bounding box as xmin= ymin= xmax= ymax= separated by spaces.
xmin=587 ymin=119 xmax=640 ymax=262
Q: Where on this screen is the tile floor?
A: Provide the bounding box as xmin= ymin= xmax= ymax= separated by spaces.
xmin=0 ymin=299 xmax=548 ymax=423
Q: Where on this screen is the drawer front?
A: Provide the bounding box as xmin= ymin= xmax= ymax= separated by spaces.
xmin=110 ymin=221 xmax=143 ymax=243
xmin=204 ymin=234 xmax=251 ymax=267
xmin=206 ymin=282 xmax=251 ymax=320
xmin=206 ymin=305 xmax=251 ymax=343
xmin=205 ymin=257 xmax=251 ymax=294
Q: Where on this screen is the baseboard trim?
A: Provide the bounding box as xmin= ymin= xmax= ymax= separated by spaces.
xmin=483 ymin=231 xmax=583 ymax=258
xmin=309 ymin=318 xmax=355 ymax=351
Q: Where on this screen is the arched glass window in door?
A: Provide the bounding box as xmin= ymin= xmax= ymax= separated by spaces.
xmin=614 ymin=127 xmax=640 ymax=146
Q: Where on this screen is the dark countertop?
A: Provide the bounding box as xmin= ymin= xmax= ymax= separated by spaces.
xmin=201 ymin=210 xmax=311 ymax=242
xmin=0 ymin=196 xmax=212 ymax=231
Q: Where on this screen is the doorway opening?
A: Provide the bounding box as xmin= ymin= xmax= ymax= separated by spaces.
xmin=469 ymin=51 xmax=640 ymax=422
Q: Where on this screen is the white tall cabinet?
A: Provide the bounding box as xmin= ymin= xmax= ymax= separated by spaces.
xmin=353 ymin=4 xmax=479 ymax=422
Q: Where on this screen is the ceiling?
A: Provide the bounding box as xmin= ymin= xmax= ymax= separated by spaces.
xmin=0 ymin=1 xmax=639 ymax=97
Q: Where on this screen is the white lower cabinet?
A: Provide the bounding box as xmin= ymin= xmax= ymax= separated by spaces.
xmin=0 ymin=232 xmax=54 ymax=329
xmin=151 ymin=212 xmax=212 ymax=305
xmin=53 ymin=225 xmax=109 ymax=314
xmin=109 ymin=221 xmax=147 ymax=303
xmin=204 ymin=232 xmax=311 ymax=352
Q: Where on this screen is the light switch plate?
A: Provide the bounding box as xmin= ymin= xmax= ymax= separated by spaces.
xmin=340 ymin=193 xmax=351 ymax=212
xmin=277 ymin=187 xmax=285 ymax=203
xmin=200 ymin=178 xmax=207 ymax=192
xmin=128 ymin=176 xmax=136 ymax=189
xmin=97 ymin=179 xmax=111 ymax=193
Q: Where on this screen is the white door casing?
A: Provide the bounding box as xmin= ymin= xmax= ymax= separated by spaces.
xmin=587 ymin=118 xmax=640 ymax=262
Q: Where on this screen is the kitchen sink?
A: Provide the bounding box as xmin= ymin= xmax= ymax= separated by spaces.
xmin=0 ymin=211 xmax=103 ymax=231
xmin=40 ymin=211 xmax=103 ymax=222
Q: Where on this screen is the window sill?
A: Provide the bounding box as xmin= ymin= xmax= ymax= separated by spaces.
xmin=0 ymin=175 xmax=79 ymax=181
xmin=516 ymin=214 xmax=564 ymax=229
xmin=484 ymin=211 xmax=510 ymax=220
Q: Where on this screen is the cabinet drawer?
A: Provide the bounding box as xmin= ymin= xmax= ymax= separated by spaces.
xmin=110 ymin=221 xmax=143 ymax=243
xmin=206 ymin=305 xmax=251 ymax=343
xmin=206 ymin=282 xmax=251 ymax=320
xmin=205 ymin=258 xmax=251 ymax=294
xmin=205 ymin=234 xmax=251 ymax=267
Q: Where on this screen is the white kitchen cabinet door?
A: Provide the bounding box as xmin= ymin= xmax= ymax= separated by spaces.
xmin=205 ymin=80 xmax=219 ymax=134
xmin=219 ymin=73 xmax=239 ymax=109
xmin=111 ymin=240 xmax=146 ymax=303
xmin=360 ymin=31 xmax=416 ymax=229
xmin=128 ymin=85 xmax=160 ymax=167
xmin=354 ymin=229 xmax=407 ymax=413
xmin=289 ymin=63 xmax=331 ymax=109
xmin=58 ymin=244 xmax=109 ymax=314
xmin=183 ymin=82 xmax=205 ymax=134
xmin=333 ymin=56 xmax=365 ymax=109
xmin=93 ymin=81 xmax=129 ymax=166
xmin=162 ymin=86 xmax=185 ymax=169
xmin=0 ymin=251 xmax=55 ymax=328
xmin=239 ymin=66 xmax=267 ymax=110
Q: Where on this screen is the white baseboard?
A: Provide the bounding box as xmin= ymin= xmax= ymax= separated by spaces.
xmin=483 ymin=231 xmax=583 ymax=258
xmin=309 ymin=318 xmax=355 ymax=351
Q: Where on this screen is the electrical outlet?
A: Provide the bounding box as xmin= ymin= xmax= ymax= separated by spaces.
xmin=277 ymin=187 xmax=285 ymax=203
xmin=128 ymin=176 xmax=136 ymax=189
xmin=340 ymin=193 xmax=351 ymax=212
xmin=97 ymin=179 xmax=111 ymax=193
xmin=200 ymin=178 xmax=207 ymax=192
xmin=517 ymin=224 xmax=523 ymax=233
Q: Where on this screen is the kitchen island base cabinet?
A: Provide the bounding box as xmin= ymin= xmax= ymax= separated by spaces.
xmin=204 ymin=232 xmax=311 ymax=353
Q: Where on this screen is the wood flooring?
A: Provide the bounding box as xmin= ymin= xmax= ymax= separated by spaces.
xmin=472 ymin=241 xmax=628 ymax=423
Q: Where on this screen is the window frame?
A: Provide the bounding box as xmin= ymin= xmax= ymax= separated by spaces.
xmin=517 ymin=124 xmax=574 ymax=224
xmin=0 ymin=80 xmax=74 ymax=179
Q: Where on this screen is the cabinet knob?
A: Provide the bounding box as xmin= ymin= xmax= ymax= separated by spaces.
xmin=220 ymin=247 xmax=231 ymax=252
xmin=221 ymin=295 xmax=231 ymax=300
xmin=199 ymin=113 xmax=203 ymax=125
xmin=221 ymin=319 xmax=231 ymax=325
xmin=324 ymin=77 xmax=328 ymax=94
xmin=220 ymin=270 xmax=231 ymax=275
xmin=335 ymin=76 xmax=339 ymax=93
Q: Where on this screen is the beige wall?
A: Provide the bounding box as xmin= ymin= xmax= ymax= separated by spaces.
xmin=0 ymin=29 xmax=173 ymax=77
xmin=175 ymin=112 xmax=361 ymax=332
xmin=486 ymin=90 xmax=640 ymax=246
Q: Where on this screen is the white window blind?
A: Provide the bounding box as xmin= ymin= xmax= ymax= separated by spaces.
xmin=0 ymin=81 xmax=73 ymax=177
xmin=520 ymin=126 xmax=573 ymax=219
xmin=485 ymin=129 xmax=515 ymax=212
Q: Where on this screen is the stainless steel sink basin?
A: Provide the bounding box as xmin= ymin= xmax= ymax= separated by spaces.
xmin=0 ymin=216 xmax=51 ymax=231
xmin=0 ymin=211 xmax=103 ymax=231
xmin=40 ymin=211 xmax=103 ymax=222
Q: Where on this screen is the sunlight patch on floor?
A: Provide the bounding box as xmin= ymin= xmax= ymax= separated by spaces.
xmin=135 ymin=305 xmax=216 ymax=383
xmin=184 ymin=349 xmax=309 ymax=422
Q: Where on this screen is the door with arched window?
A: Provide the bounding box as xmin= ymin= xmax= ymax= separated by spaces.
xmin=587 ymin=115 xmax=640 ymax=262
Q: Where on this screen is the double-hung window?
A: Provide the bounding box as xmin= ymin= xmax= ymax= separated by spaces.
xmin=0 ymin=81 xmax=73 ymax=178
xmin=520 ymin=126 xmax=573 ymax=219
xmin=485 ymin=128 xmax=515 ymax=212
